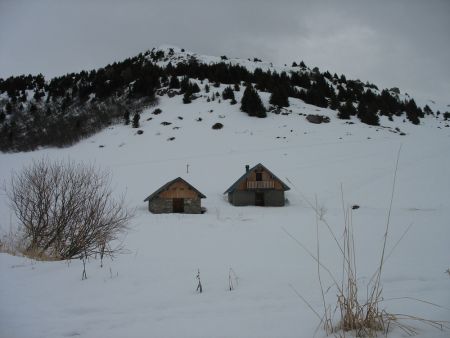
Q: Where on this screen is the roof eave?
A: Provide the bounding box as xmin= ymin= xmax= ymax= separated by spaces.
xmin=144 ymin=177 xmax=206 ymax=201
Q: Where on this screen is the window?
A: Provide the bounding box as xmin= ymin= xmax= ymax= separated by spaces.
xmin=256 ymin=172 xmax=262 ymax=181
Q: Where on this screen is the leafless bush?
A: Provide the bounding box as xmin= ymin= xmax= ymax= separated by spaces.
xmin=6 ymin=158 xmax=132 ymax=260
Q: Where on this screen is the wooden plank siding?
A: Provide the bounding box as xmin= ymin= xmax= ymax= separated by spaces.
xmin=236 ymin=169 xmax=284 ymax=191
xmin=159 ymin=181 xmax=198 ymax=199
xmin=247 ymin=181 xmax=275 ymax=189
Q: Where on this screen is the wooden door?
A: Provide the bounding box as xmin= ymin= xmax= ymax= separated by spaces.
xmin=255 ymin=192 xmax=265 ymax=206
xmin=173 ymin=198 xmax=184 ymax=213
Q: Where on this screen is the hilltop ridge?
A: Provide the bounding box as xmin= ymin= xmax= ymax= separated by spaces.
xmin=0 ymin=45 xmax=448 ymax=152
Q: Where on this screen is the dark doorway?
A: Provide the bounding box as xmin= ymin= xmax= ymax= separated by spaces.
xmin=256 ymin=172 xmax=263 ymax=181
xmin=173 ymin=198 xmax=184 ymax=213
xmin=255 ymin=192 xmax=265 ymax=206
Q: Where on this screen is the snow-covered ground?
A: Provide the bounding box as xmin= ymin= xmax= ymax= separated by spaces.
xmin=1 ymin=88 xmax=449 ymax=338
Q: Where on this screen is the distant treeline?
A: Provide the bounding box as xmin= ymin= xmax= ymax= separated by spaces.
xmin=0 ymin=48 xmax=435 ymax=151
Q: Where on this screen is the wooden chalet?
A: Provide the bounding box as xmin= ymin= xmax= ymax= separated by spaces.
xmin=224 ymin=163 xmax=290 ymax=206
xmin=144 ymin=177 xmax=206 ymax=214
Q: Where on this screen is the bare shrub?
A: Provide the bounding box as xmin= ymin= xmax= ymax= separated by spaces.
xmin=6 ymin=158 xmax=132 ymax=261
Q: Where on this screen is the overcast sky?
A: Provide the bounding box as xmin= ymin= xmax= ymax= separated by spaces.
xmin=1 ymin=0 xmax=449 ymax=103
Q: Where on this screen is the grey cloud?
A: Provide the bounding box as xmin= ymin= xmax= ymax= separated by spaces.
xmin=0 ymin=0 xmax=449 ymax=103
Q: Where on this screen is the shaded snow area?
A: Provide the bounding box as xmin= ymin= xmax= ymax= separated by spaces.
xmin=1 ymin=91 xmax=450 ymax=338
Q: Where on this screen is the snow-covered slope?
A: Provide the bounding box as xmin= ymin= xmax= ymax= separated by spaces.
xmin=1 ymin=77 xmax=449 ymax=338
xmin=152 ymin=44 xmax=286 ymax=73
xmin=151 ymin=44 xmax=450 ymax=114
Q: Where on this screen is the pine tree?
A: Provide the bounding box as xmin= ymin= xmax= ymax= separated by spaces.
xmin=366 ymin=103 xmax=380 ymax=125
xmin=132 ymin=112 xmax=140 ymax=128
xmin=240 ymin=86 xmax=250 ymax=111
xmin=337 ymin=101 xmax=356 ymax=120
xmin=183 ymin=90 xmax=192 ymax=104
xmin=33 ymin=89 xmax=43 ymax=102
xmin=124 ymin=110 xmax=130 ymax=125
xmin=290 ymin=72 xmax=311 ymax=89
xmin=269 ymin=86 xmax=289 ymax=107
xmin=357 ymin=101 xmax=379 ymax=126
xmin=304 ymin=86 xmax=327 ymax=108
xmin=222 ymin=86 xmax=235 ymax=101
xmin=323 ymin=71 xmax=332 ymax=80
xmin=180 ymin=77 xmax=189 ymax=93
xmin=160 ymin=74 xmax=169 ymax=87
xmin=6 ymin=102 xmax=13 ymax=115
xmin=169 ymin=76 xmax=180 ymax=89
xmin=29 ymin=103 xmax=37 ymax=113
xmin=240 ymin=85 xmax=266 ymax=118
xmin=329 ymin=91 xmax=340 ymax=110
xmin=423 ymin=104 xmax=433 ymax=115
xmin=405 ymin=99 xmax=420 ymax=124
xmin=357 ymin=100 xmax=367 ymax=119
xmin=191 ymin=82 xmax=201 ymax=93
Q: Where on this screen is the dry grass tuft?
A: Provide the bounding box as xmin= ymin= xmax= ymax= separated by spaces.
xmin=0 ymin=228 xmax=58 ymax=261
xmin=285 ymin=147 xmax=449 ymax=337
xmin=0 ymin=227 xmax=23 ymax=256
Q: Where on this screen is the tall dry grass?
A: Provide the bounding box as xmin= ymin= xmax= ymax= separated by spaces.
xmin=285 ymin=147 xmax=449 ymax=337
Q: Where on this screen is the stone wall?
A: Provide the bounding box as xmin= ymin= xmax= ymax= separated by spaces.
xmin=183 ymin=198 xmax=202 ymax=214
xmin=148 ymin=198 xmax=172 ymax=213
xmin=148 ymin=197 xmax=202 ymax=214
xmin=263 ymin=190 xmax=285 ymax=206
xmin=228 ymin=190 xmax=285 ymax=206
xmin=228 ymin=191 xmax=255 ymax=206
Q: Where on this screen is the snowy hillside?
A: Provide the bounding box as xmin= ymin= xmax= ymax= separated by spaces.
xmin=1 ymin=52 xmax=450 ymax=338
xmin=2 ymin=45 xmax=449 ymax=152
xmin=151 ymin=44 xmax=450 ymax=114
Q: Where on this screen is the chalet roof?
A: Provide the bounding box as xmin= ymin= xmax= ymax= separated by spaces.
xmin=144 ymin=177 xmax=206 ymax=202
xmin=223 ymin=163 xmax=290 ymax=194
